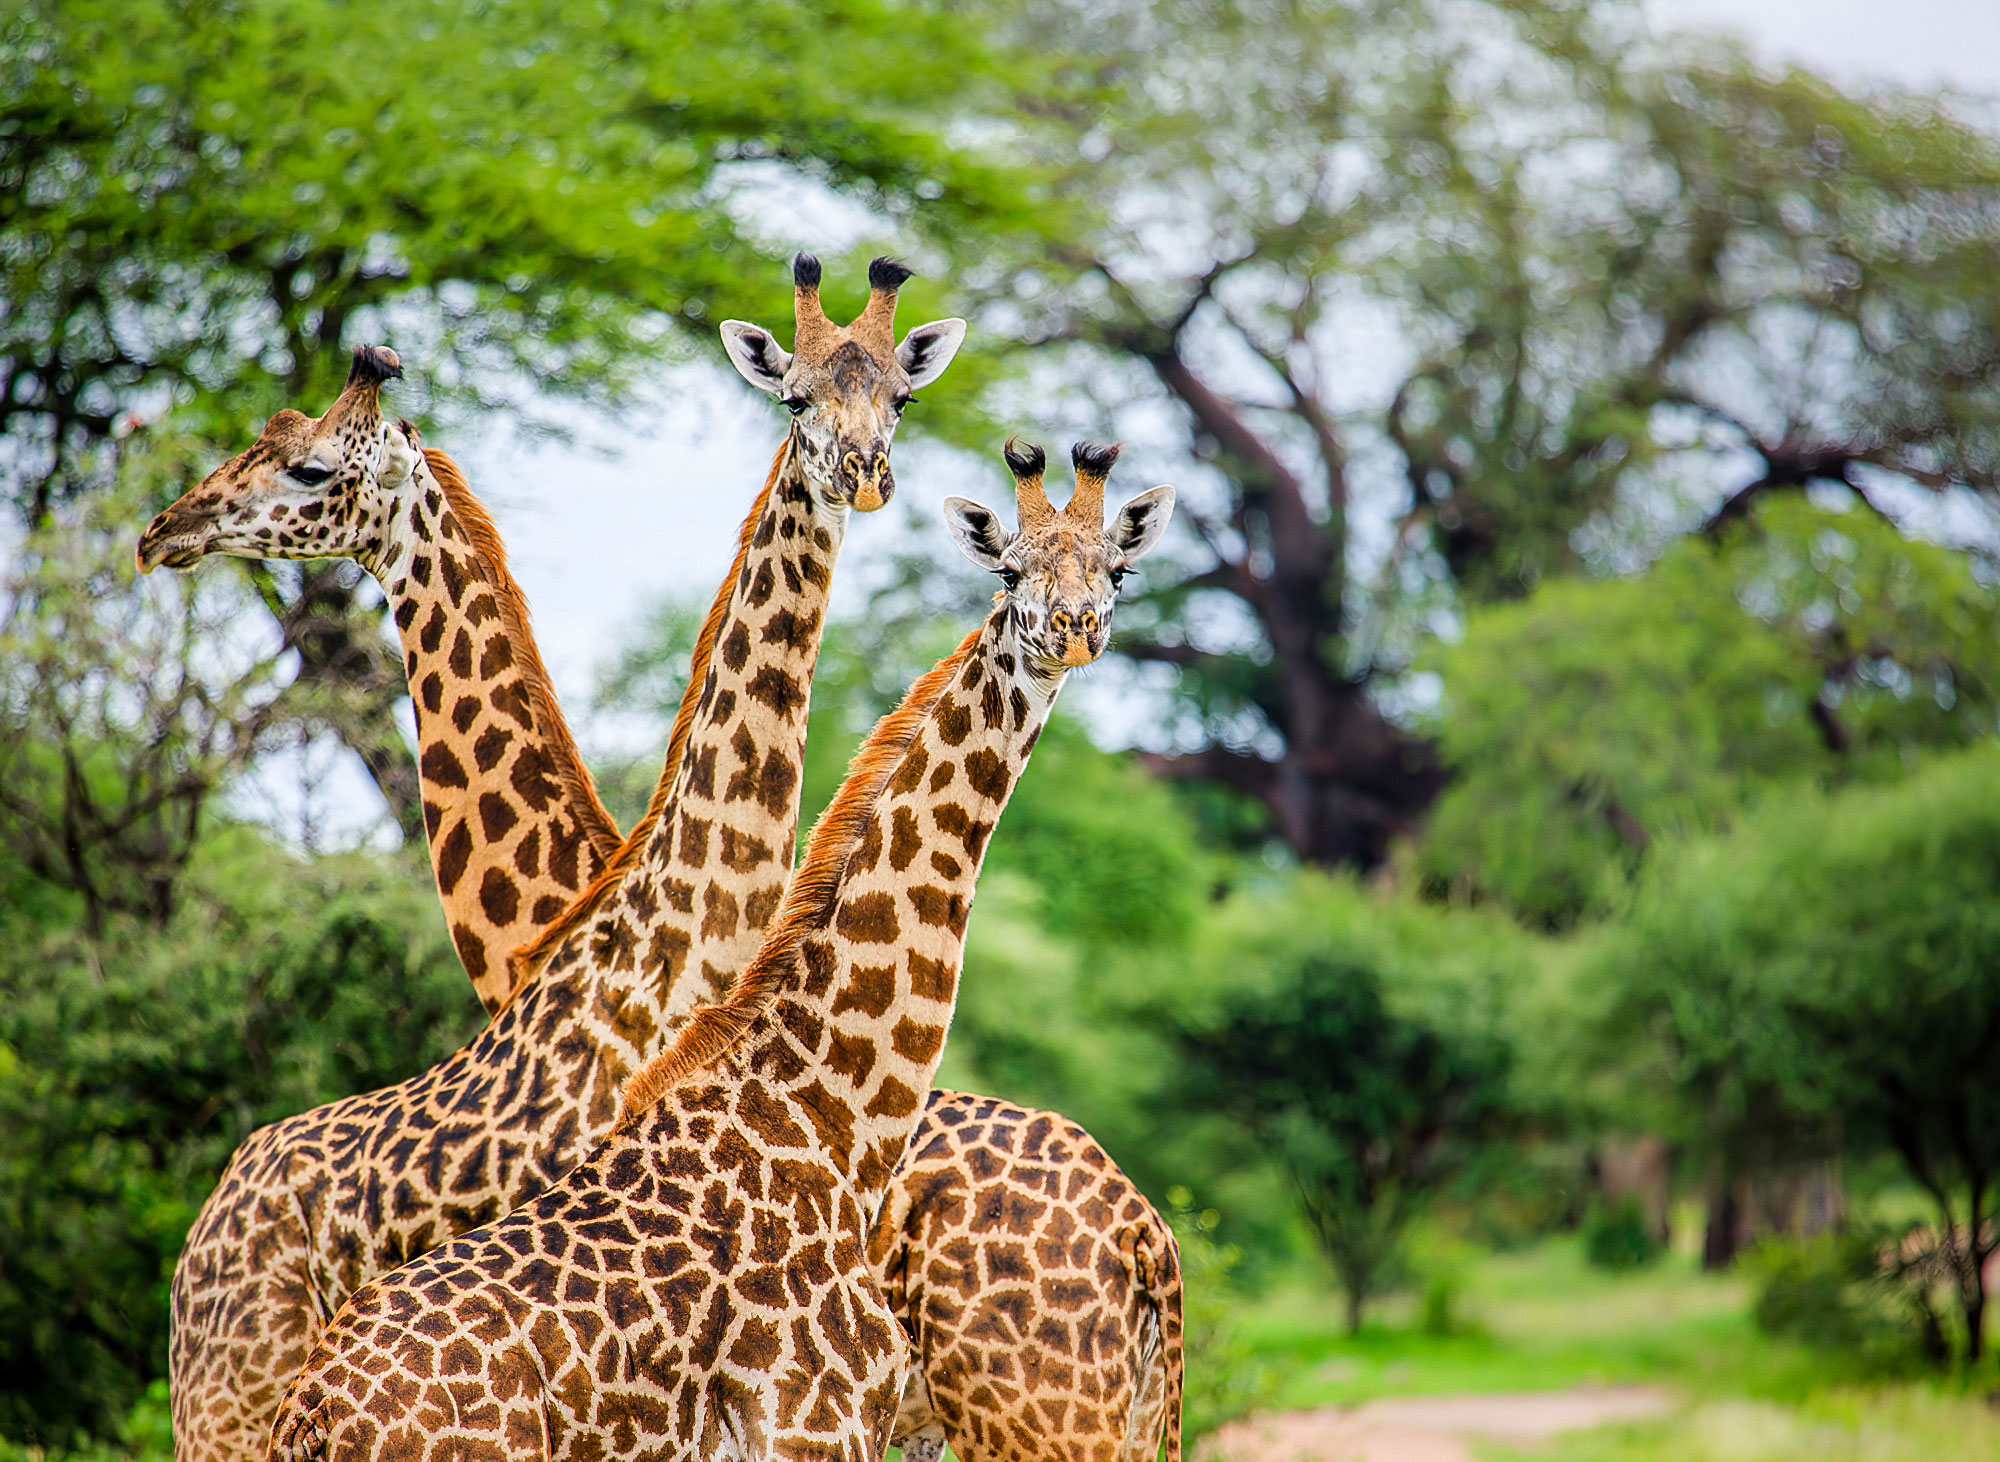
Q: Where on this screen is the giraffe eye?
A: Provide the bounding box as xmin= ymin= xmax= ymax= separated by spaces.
xmin=781 ymin=395 xmax=810 ymax=416
xmin=998 ymin=567 xmax=1020 ymax=591
xmin=288 ymin=464 xmax=333 ymax=486
xmin=1111 ymin=567 xmax=1130 ymax=590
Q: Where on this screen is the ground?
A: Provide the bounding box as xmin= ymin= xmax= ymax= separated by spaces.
xmin=1202 ymin=1231 xmax=2000 ymax=1461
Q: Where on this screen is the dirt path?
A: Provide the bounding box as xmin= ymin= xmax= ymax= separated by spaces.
xmin=1204 ymin=1386 xmax=1675 ymax=1462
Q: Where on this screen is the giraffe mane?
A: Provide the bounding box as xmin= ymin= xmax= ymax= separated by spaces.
xmin=502 ymin=439 xmax=793 ymax=998
xmin=422 ymin=448 xmax=624 ymax=884
xmin=616 ymin=620 xmax=986 ymax=1124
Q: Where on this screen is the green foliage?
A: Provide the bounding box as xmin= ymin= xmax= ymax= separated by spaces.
xmin=1165 ymin=1190 xmax=1281 ymax=1447
xmin=1748 ymin=1232 xmax=1931 ymax=1369
xmin=1583 ymin=1195 xmax=1665 ymax=1272
xmin=1598 ymin=744 xmax=2000 ymax=1362
xmin=0 ymin=831 xmax=480 ymax=1445
xmin=0 ymin=444 xmax=282 ymax=929
xmin=1423 ymin=499 xmax=2000 ymax=925
xmin=1 ymin=0 xmax=1031 ymax=516
xmin=1168 ymin=878 xmax=1521 ymax=1332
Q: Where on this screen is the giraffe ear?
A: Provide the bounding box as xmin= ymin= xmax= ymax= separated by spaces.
xmin=942 ymin=496 xmax=1014 ymax=572
xmin=896 ymin=319 xmax=967 ymax=389
xmin=719 ymin=321 xmax=793 ymax=394
xmin=1110 ymin=485 xmax=1175 ymax=562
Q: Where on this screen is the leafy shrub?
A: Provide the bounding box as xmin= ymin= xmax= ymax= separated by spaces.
xmin=1583 ymin=1194 xmax=1664 ymax=1270
xmin=1748 ymin=1231 xmax=1930 ymax=1369
xmin=0 ymin=835 xmax=481 ymax=1446
xmin=1167 ymin=1191 xmax=1281 ymax=1446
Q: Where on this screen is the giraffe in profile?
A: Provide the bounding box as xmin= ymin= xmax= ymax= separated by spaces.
xmin=266 ymin=440 xmax=1180 ymax=1462
xmin=154 ymin=256 xmax=965 ymax=1462
xmin=139 ymin=345 xmax=620 ymax=1011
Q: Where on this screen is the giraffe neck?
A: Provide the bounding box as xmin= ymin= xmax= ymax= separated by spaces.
xmin=625 ymin=605 xmax=1061 ymax=1209
xmin=502 ymin=441 xmax=848 ymax=1068
xmin=368 ymin=449 xmax=621 ymax=1011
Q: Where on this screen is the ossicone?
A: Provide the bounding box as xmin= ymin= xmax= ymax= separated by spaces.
xmin=1003 ymin=437 xmax=1047 ymax=479
xmin=1071 ymin=441 xmax=1120 ymax=477
xmin=868 ymin=255 xmax=915 ymax=293
xmin=347 ymin=344 xmax=403 ymax=387
xmin=792 ymin=251 xmax=822 ymax=289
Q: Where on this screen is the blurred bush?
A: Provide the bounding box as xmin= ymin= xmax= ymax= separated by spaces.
xmin=1583 ymin=1195 xmax=1666 ymax=1272
xmin=0 ymin=830 xmax=480 ymax=1445
xmin=1166 ymin=1191 xmax=1282 ymax=1447
xmin=1748 ymin=1230 xmax=1937 ymax=1370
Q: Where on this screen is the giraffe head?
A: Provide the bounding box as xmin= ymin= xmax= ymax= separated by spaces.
xmin=943 ymin=440 xmax=1176 ymax=673
xmin=136 ymin=345 xmax=421 ymax=578
xmin=719 ymin=253 xmax=966 ymax=513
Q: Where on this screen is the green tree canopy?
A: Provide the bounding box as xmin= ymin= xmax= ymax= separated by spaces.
xmin=918 ymin=0 xmax=2000 ymax=867
xmin=1597 ymin=744 xmax=2000 ymax=1362
xmin=1422 ymin=496 xmax=2000 ymax=925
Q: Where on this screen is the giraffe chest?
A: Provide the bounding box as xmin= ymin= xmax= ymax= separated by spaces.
xmin=294 ymin=1100 xmax=911 ymax=1462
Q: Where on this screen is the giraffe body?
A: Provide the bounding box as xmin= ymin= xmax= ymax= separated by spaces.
xmin=164 ymin=439 xmax=836 ymax=1462
xmin=879 ymin=1092 xmax=1183 ymax=1462
xmin=265 ymin=444 xmax=1178 ymax=1462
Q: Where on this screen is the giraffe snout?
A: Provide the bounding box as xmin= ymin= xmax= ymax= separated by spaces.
xmin=1050 ymin=607 xmax=1103 ymax=667
xmin=840 ymin=450 xmax=894 ymax=512
xmin=135 ymin=506 xmax=216 ymax=572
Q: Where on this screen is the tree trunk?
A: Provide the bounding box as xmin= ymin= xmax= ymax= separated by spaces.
xmin=1702 ymin=1186 xmax=1739 ymax=1271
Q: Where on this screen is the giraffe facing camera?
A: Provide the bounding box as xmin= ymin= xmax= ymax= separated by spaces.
xmin=719 ymin=252 xmax=965 ymax=512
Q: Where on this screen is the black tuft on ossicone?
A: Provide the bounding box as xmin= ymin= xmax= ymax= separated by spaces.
xmin=868 ymin=255 xmax=915 ymax=293
xmin=1071 ymin=440 xmax=1121 ymax=476
xmin=792 ymin=252 xmax=822 ymax=288
xmin=1002 ymin=437 xmax=1047 ymax=479
xmin=347 ymin=344 xmax=403 ymax=386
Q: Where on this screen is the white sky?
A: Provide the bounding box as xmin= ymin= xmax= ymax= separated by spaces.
xmin=260 ymin=0 xmax=2000 ymax=842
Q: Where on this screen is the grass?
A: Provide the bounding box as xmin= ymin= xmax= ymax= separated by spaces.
xmin=1215 ymin=1232 xmax=2000 ymax=1460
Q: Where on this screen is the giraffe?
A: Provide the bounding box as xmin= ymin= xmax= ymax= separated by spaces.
xmin=137 ymin=344 xmax=621 ymax=1013
xmin=147 ymin=332 xmax=1183 ymax=1462
xmin=875 ymin=1090 xmax=1184 ymax=1462
xmin=263 ymin=439 xmax=1179 ymax=1462
xmin=158 ymin=256 xmax=966 ymax=1462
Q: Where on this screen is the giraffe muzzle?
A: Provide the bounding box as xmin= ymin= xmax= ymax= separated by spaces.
xmin=135 ymin=510 xmax=215 ymax=572
xmin=841 ymin=451 xmax=894 ymax=512
xmin=1050 ymin=607 xmax=1102 ymax=667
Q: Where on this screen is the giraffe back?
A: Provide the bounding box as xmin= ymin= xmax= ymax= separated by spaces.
xmin=874 ymin=1092 xmax=1184 ymax=1462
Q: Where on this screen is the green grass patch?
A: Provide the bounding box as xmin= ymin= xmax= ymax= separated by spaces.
xmin=1217 ymin=1233 xmax=2000 ymax=1459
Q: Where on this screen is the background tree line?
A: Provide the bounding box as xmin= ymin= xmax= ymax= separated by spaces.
xmin=8 ymin=0 xmax=2000 ymax=1451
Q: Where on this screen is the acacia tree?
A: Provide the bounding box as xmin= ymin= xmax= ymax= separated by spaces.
xmin=1421 ymin=497 xmax=2000 ymax=926
xmin=965 ymin=0 xmax=2000 ymax=867
xmin=2 ymin=0 xmax=1024 ymax=842
xmin=1605 ymin=748 xmax=2000 ymax=1363
xmin=1174 ymin=948 xmax=1510 ymax=1332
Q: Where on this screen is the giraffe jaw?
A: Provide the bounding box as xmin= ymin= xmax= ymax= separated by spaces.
xmin=135 ymin=519 xmax=214 ymax=572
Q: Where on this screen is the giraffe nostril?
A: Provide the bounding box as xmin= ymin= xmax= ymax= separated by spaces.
xmin=1082 ymin=609 xmax=1099 ymax=633
xmin=1051 ymin=611 xmax=1072 ymax=634
xmin=842 ymin=452 xmax=864 ymax=478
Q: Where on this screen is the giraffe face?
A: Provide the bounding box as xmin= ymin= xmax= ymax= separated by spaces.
xmin=137 ymin=346 xmax=419 ymax=579
xmin=944 ymin=441 xmax=1175 ymax=674
xmin=719 ymin=254 xmax=966 ymax=514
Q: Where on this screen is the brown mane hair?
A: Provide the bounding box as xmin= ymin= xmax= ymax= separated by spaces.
xmin=502 ymin=439 xmax=794 ymax=998
xmin=617 ymin=620 xmax=986 ymax=1124
xmin=423 ymin=447 xmax=622 ymax=873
